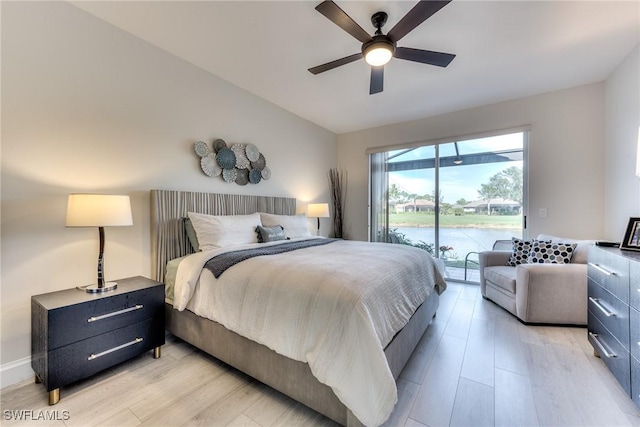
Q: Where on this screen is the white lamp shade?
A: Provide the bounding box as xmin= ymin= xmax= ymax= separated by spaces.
xmin=307 ymin=203 xmax=330 ymax=218
xmin=66 ymin=194 xmax=133 ymax=227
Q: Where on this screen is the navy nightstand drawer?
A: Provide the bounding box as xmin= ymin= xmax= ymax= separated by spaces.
xmin=45 ymin=317 xmax=164 ymax=391
xmin=45 ymin=286 xmax=163 ymax=349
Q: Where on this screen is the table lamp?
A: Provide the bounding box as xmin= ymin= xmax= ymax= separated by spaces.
xmin=307 ymin=203 xmax=330 ymax=235
xmin=66 ymin=194 xmax=133 ymax=293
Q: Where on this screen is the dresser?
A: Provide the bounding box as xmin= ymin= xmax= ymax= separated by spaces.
xmin=31 ymin=276 xmax=165 ymax=405
xmin=588 ymin=246 xmax=640 ymax=408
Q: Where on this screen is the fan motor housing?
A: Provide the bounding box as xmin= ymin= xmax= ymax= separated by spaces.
xmin=371 ymin=11 xmax=388 ymax=30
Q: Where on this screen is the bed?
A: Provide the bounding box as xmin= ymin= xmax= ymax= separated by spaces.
xmin=150 ymin=189 xmax=445 ymax=427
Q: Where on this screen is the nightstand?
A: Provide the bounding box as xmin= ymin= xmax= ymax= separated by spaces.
xmin=31 ymin=276 xmax=165 ymax=405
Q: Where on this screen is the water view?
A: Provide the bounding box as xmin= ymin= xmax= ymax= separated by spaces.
xmin=394 ymin=226 xmax=520 ymax=260
xmin=387 ymin=214 xmax=522 ymax=282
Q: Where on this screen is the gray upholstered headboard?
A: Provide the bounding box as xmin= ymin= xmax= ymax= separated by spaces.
xmin=150 ymin=189 xmax=297 ymax=282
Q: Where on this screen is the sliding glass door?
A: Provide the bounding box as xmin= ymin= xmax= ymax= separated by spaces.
xmin=369 ymin=130 xmax=527 ymax=283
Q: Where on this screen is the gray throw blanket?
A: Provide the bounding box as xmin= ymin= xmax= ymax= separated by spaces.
xmin=204 ymin=238 xmax=338 ymax=278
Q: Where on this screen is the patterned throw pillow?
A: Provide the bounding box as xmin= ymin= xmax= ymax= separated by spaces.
xmin=527 ymin=241 xmax=577 ymax=264
xmin=507 ymin=238 xmax=536 ymax=266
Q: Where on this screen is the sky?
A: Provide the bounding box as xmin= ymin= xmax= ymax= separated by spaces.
xmin=388 ymin=132 xmax=524 ymax=204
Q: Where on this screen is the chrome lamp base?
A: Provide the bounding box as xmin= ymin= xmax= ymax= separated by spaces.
xmin=77 ymin=282 xmax=118 ymax=293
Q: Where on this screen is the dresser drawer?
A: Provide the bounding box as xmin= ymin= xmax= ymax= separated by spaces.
xmin=632 ymin=356 xmax=640 ymax=408
xmin=631 ymin=260 xmax=640 ymax=311
xmin=588 ymin=311 xmax=631 ymax=395
xmin=588 ymin=247 xmax=629 ymax=304
xmin=631 ymin=308 xmax=640 ymax=362
xmin=44 ymin=286 xmax=163 ymax=349
xmin=588 ymin=279 xmax=629 ymax=350
xmin=45 ymin=317 xmax=164 ymax=391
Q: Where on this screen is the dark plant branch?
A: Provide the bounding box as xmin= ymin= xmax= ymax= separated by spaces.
xmin=328 ymin=168 xmax=347 ymax=238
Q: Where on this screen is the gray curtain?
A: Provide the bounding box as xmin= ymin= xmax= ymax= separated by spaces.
xmin=369 ymin=152 xmax=389 ymax=242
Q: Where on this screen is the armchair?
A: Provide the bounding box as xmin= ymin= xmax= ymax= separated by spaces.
xmin=479 ymin=234 xmax=592 ymax=325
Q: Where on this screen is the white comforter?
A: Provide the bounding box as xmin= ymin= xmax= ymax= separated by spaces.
xmin=173 ymin=238 xmax=445 ymax=426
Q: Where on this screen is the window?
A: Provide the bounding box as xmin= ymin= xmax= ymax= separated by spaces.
xmin=369 ymin=129 xmax=528 ymax=283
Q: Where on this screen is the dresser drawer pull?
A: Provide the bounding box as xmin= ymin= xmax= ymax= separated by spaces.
xmin=88 ymin=337 xmax=143 ymax=361
xmin=589 ymin=332 xmax=617 ymax=358
xmin=88 ymin=304 xmax=143 ymax=323
xmin=588 ymin=263 xmax=614 ymax=276
xmin=588 ymin=297 xmax=616 ymax=317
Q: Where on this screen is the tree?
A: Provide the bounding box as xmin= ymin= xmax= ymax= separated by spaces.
xmin=477 ymin=166 xmax=523 ymax=212
xmin=456 ymin=198 xmax=468 ymax=206
xmin=388 ymin=184 xmax=400 ymax=205
xmin=421 ymin=190 xmax=443 ymax=203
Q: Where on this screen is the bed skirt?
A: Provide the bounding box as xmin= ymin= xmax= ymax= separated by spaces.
xmin=164 ymin=290 xmax=439 ymax=426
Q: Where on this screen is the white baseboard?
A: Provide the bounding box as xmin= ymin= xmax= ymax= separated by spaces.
xmin=1 ymin=356 xmax=33 ymax=389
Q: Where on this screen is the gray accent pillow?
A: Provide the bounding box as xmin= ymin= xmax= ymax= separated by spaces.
xmin=184 ymin=217 xmax=200 ymax=252
xmin=256 ymin=225 xmax=287 ymax=243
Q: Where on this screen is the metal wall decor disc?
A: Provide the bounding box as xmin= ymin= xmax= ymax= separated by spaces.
xmin=194 ymin=141 xmax=210 ymax=157
xmin=250 ymin=153 xmax=266 ymax=171
xmin=249 ymin=169 xmax=262 ymax=184
xmin=231 ymin=144 xmax=250 ymax=169
xmin=261 ymin=166 xmax=271 ymax=180
xmin=216 ymin=148 xmax=236 ymax=169
xmin=235 ymin=169 xmax=249 ymax=186
xmin=222 ymin=168 xmax=237 ymax=183
xmin=201 ymin=153 xmax=221 ymax=177
xmin=245 ymin=144 xmax=260 ymax=162
xmin=213 ymin=139 xmax=227 ymax=152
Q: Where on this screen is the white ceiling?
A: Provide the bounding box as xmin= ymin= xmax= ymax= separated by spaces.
xmin=71 ymin=1 xmax=640 ymax=134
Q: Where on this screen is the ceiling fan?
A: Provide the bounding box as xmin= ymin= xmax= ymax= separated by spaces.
xmin=308 ymin=0 xmax=456 ymax=95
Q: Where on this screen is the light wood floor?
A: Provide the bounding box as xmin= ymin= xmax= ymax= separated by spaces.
xmin=3 ymin=283 xmax=640 ymax=427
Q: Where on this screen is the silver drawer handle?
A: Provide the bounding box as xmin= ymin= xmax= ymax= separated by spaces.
xmin=88 ymin=304 xmax=143 ymax=323
xmin=588 ymin=263 xmax=614 ymax=276
xmin=589 ymin=332 xmax=617 ymax=358
xmin=88 ymin=338 xmax=143 ymax=361
xmin=588 ymin=297 xmax=616 ymax=317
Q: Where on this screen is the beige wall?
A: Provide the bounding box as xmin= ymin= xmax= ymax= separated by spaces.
xmin=337 ymin=83 xmax=606 ymax=242
xmin=605 ymin=45 xmax=640 ymax=240
xmin=0 ymin=1 xmax=336 ymax=385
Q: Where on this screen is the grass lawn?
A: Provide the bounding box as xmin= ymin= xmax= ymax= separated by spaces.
xmin=389 ymin=213 xmax=522 ymax=228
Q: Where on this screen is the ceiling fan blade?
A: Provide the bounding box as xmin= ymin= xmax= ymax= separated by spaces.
xmin=308 ymin=53 xmax=363 ymax=75
xmin=315 ymin=1 xmax=372 ymax=43
xmin=370 ymin=66 xmax=384 ymax=94
xmin=395 ymin=47 xmax=455 ymax=67
xmin=388 ymin=0 xmax=451 ymax=42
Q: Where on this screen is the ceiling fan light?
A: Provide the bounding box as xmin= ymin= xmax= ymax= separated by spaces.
xmin=365 ymin=45 xmax=393 ymax=66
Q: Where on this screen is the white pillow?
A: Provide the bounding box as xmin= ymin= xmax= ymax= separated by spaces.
xmin=260 ymin=213 xmax=312 ymax=239
xmin=187 ymin=212 xmax=261 ymax=250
